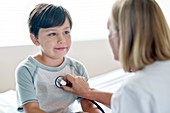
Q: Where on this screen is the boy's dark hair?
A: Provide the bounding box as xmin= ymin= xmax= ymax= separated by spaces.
xmin=28 ymin=3 xmax=72 ymax=38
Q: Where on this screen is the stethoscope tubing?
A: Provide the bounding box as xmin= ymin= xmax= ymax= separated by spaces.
xmin=89 ymin=99 xmax=105 ymax=113
xmin=55 ymin=76 xmax=105 ymax=113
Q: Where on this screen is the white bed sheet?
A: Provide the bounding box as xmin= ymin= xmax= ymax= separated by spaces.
xmin=0 ymin=90 xmax=18 ymax=113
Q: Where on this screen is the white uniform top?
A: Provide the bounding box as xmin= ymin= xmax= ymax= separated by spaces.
xmin=111 ymin=60 xmax=170 ymax=113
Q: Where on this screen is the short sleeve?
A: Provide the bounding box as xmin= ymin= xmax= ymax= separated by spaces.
xmin=75 ymin=63 xmax=89 ymax=102
xmin=66 ymin=57 xmax=89 ymax=80
xmin=79 ymin=64 xmax=89 ymax=81
xmin=15 ymin=66 xmax=38 ymax=111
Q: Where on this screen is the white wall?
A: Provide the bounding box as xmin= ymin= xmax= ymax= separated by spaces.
xmin=0 ymin=39 xmax=121 ymax=92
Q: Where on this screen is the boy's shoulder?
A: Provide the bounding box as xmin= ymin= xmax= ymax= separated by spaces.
xmin=65 ymin=56 xmax=84 ymax=67
xmin=65 ymin=56 xmax=88 ymax=79
xmin=16 ymin=56 xmax=37 ymax=71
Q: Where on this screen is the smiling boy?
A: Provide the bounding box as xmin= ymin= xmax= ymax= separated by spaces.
xmin=15 ymin=3 xmax=101 ymax=113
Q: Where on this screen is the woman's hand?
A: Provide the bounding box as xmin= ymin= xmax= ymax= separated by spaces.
xmin=62 ymin=74 xmax=112 ymax=107
xmin=62 ymin=74 xmax=91 ymax=98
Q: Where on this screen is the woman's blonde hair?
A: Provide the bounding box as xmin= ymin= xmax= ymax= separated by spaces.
xmin=110 ymin=0 xmax=123 ymax=32
xmin=112 ymin=0 xmax=170 ymax=72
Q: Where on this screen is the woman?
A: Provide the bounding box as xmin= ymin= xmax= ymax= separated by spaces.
xmin=63 ymin=0 xmax=170 ymax=113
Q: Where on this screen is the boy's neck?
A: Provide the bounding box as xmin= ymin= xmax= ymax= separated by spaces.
xmin=34 ymin=54 xmax=64 ymax=67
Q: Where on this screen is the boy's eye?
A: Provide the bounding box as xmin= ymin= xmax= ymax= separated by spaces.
xmin=63 ymin=31 xmax=70 ymax=35
xmin=48 ymin=33 xmax=56 ymax=37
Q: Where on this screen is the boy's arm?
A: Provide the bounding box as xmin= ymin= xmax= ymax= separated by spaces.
xmin=80 ymin=98 xmax=102 ymax=113
xmin=23 ymin=102 xmax=47 ymax=113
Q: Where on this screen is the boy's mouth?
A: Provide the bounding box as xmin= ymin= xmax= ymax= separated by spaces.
xmin=54 ymin=47 xmax=67 ymax=51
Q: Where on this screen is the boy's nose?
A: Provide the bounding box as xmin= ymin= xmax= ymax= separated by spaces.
xmin=57 ymin=35 xmax=66 ymax=44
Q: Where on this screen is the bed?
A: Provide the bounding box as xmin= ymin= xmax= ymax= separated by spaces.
xmin=0 ymin=69 xmax=133 ymax=113
xmin=0 ymin=90 xmax=18 ymax=113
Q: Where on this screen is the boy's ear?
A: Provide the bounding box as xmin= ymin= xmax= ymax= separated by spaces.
xmin=30 ymin=34 xmax=40 ymax=46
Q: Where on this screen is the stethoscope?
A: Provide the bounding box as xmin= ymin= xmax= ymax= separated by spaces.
xmin=55 ymin=76 xmax=105 ymax=113
xmin=55 ymin=76 xmax=72 ymax=88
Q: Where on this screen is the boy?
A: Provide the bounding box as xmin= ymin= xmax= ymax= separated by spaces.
xmin=15 ymin=3 xmax=101 ymax=113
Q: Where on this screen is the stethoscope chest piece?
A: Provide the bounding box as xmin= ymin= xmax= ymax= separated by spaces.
xmin=55 ymin=76 xmax=66 ymax=88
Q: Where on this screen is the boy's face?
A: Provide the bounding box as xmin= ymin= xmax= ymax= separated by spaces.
xmin=35 ymin=18 xmax=71 ymax=60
